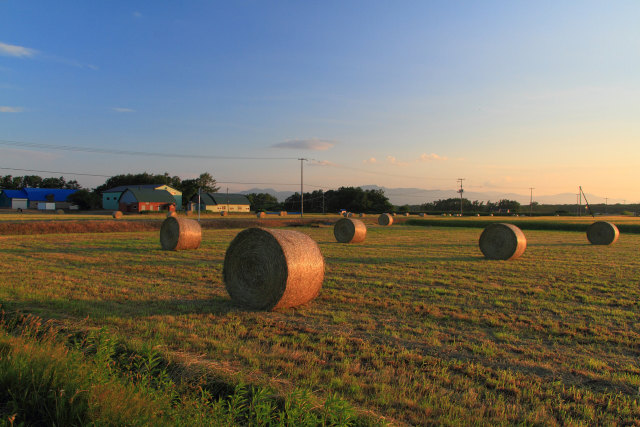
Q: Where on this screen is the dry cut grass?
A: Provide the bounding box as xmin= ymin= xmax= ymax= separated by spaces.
xmin=1 ymin=223 xmax=639 ymax=424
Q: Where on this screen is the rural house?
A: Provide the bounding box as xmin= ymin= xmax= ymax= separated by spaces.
xmin=118 ymin=188 xmax=177 ymax=213
xmin=188 ymin=192 xmax=251 ymax=213
xmin=0 ymin=188 xmax=79 ymax=210
xmin=102 ymin=184 xmax=182 ymax=210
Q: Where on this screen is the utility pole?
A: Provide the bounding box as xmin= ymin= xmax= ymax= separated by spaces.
xmin=529 ymin=187 xmax=535 ymax=217
xmin=605 ymin=197 xmax=608 ymax=215
xmin=457 ymin=178 xmax=465 ymax=216
xmin=321 ymin=189 xmax=325 ymax=214
xmin=579 ymin=188 xmax=582 ymax=216
xmin=197 ymin=187 xmax=201 ymax=222
xmin=298 ymin=158 xmax=307 ymax=217
xmin=576 ymin=193 xmax=581 ymax=216
xmin=226 ymin=187 xmax=229 ymax=213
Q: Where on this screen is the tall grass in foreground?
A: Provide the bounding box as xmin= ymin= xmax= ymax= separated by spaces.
xmin=0 ymin=312 xmax=366 ymax=426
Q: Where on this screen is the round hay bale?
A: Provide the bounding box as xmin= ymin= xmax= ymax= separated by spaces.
xmin=587 ymin=221 xmax=619 ymax=245
xmin=378 ymin=213 xmax=393 ymax=226
xmin=279 ymin=211 xmax=287 ymax=217
xmin=256 ymin=212 xmax=266 ymax=218
xmin=479 ymin=223 xmax=527 ymax=260
xmin=160 ymin=217 xmax=202 ymax=251
xmin=223 ymin=227 xmax=324 ymax=310
xmin=347 ymin=212 xmax=354 ymax=217
xmin=56 ymin=209 xmax=64 ymax=215
xmin=112 ymin=211 xmax=123 ymax=219
xmin=221 ymin=211 xmax=228 ymax=217
xmin=359 ymin=213 xmax=366 ymax=218
xmin=166 ymin=211 xmax=177 ymax=218
xmin=333 ymin=218 xmax=367 ymax=243
xmin=404 ymin=212 xmax=410 ymax=217
xmin=419 ymin=213 xmax=426 ymax=217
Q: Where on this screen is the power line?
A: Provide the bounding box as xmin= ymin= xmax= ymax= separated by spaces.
xmin=0 ymin=166 xmax=111 ymax=178
xmin=0 ymin=139 xmax=298 ymax=160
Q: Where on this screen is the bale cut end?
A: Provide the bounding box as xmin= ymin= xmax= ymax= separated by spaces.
xmin=160 ymin=217 xmax=202 ymax=251
xmin=334 ymin=218 xmax=367 ymax=243
xmin=378 ymin=213 xmax=393 ymax=226
xmin=223 ymin=227 xmax=324 ymax=310
xmin=112 ymin=211 xmax=123 ymax=219
xmin=479 ymin=223 xmax=526 ymax=260
xmin=587 ymin=221 xmax=619 ymax=245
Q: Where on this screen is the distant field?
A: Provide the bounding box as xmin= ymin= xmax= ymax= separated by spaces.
xmin=1 ymin=221 xmax=639 ymax=424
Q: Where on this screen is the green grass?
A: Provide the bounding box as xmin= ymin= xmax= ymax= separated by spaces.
xmin=1 ymin=222 xmax=640 ymax=424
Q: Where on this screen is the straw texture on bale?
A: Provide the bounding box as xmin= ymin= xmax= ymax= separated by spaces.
xmin=257 ymin=212 xmax=266 ymax=218
xmin=334 ymin=218 xmax=367 ymax=243
xmin=112 ymin=211 xmax=123 ymax=219
xmin=221 ymin=211 xmax=228 ymax=217
xmin=587 ymin=221 xmax=619 ymax=245
xmin=160 ymin=217 xmax=202 ymax=251
xmin=479 ymin=223 xmax=526 ymax=260
xmin=166 ymin=211 xmax=177 ymax=218
xmin=279 ymin=211 xmax=287 ymax=217
xmin=378 ymin=213 xmax=393 ymax=226
xmin=223 ymin=227 xmax=324 ymax=310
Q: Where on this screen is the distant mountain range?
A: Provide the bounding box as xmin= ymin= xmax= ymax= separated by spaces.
xmin=240 ymin=186 xmax=617 ymax=206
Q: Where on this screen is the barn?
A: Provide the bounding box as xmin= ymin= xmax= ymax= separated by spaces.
xmin=188 ymin=192 xmax=251 ymax=213
xmin=0 ymin=188 xmax=78 ymax=210
xmin=118 ymin=189 xmax=177 ymax=213
xmin=102 ymin=184 xmax=182 ymax=210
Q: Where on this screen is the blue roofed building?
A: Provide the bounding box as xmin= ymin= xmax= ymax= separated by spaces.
xmin=102 ymin=184 xmax=182 ymax=210
xmin=0 ymin=188 xmax=79 ymax=210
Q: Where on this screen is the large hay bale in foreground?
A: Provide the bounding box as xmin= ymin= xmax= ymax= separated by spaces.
xmin=166 ymin=211 xmax=177 ymax=218
xmin=334 ymin=218 xmax=366 ymax=243
xmin=223 ymin=228 xmax=324 ymax=310
xmin=257 ymin=212 xmax=266 ymax=218
xmin=160 ymin=217 xmax=202 ymax=251
xmin=378 ymin=213 xmax=393 ymax=226
xmin=587 ymin=221 xmax=619 ymax=245
xmin=479 ymin=223 xmax=526 ymax=260
xmin=112 ymin=211 xmax=123 ymax=219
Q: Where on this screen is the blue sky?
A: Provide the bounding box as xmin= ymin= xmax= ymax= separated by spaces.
xmin=1 ymin=1 xmax=639 ymax=202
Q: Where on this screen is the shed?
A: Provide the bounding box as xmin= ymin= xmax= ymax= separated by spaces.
xmin=102 ymin=184 xmax=182 ymax=210
xmin=23 ymin=188 xmax=78 ymax=210
xmin=118 ymin=189 xmax=177 ymax=213
xmin=0 ymin=189 xmax=28 ymax=210
xmin=189 ymin=192 xmax=250 ymax=213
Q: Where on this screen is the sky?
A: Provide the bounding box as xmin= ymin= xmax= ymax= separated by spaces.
xmin=1 ymin=1 xmax=639 ymax=203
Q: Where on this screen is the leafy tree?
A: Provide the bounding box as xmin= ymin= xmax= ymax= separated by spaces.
xmin=284 ymin=187 xmax=392 ymax=213
xmin=246 ymin=193 xmax=280 ymax=211
xmin=180 ymin=173 xmax=220 ymax=206
xmin=67 ymin=190 xmax=100 ymax=210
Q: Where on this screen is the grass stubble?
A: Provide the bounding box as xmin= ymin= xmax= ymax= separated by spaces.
xmin=0 ymin=218 xmax=639 ymax=425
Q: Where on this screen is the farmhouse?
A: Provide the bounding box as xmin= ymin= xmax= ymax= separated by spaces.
xmin=102 ymin=184 xmax=182 ymax=210
xmin=189 ymin=192 xmax=251 ymax=213
xmin=118 ymin=189 xmax=177 ymax=213
xmin=0 ymin=188 xmax=78 ymax=210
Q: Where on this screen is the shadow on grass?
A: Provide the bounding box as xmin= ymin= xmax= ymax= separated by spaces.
xmin=0 ymin=295 xmax=253 ymax=320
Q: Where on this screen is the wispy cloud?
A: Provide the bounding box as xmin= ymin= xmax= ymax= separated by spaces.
xmin=309 ymin=160 xmax=336 ymax=167
xmin=419 ymin=152 xmax=447 ymax=161
xmin=0 ymin=106 xmax=24 ymax=113
xmin=386 ymin=156 xmax=409 ymax=166
xmin=272 ymin=138 xmax=336 ymax=151
xmin=133 ymin=11 xmax=143 ymax=18
xmin=362 ymin=157 xmax=377 ymax=164
xmin=0 ymin=41 xmax=38 ymax=58
xmin=112 ymin=107 xmax=135 ymax=113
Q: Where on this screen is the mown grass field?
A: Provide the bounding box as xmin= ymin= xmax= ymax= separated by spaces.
xmin=1 ymin=216 xmax=640 ymax=425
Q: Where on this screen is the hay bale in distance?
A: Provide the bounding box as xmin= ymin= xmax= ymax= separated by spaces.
xmin=334 ymin=218 xmax=367 ymax=243
xmin=359 ymin=213 xmax=366 ymax=218
xmin=56 ymin=209 xmax=64 ymax=215
xmin=112 ymin=211 xmax=123 ymax=219
xmin=256 ymin=212 xmax=266 ymax=218
xmin=479 ymin=223 xmax=527 ymax=260
xmin=419 ymin=213 xmax=426 ymax=217
xmin=378 ymin=213 xmax=393 ymax=226
xmin=160 ymin=217 xmax=202 ymax=251
xmin=279 ymin=211 xmax=287 ymax=217
xmin=404 ymin=212 xmax=410 ymax=217
xmin=587 ymin=221 xmax=619 ymax=245
xmin=166 ymin=211 xmax=177 ymax=218
xmin=223 ymin=227 xmax=325 ymax=310
xmin=221 ymin=211 xmax=228 ymax=217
